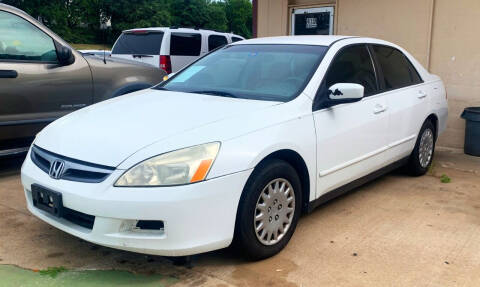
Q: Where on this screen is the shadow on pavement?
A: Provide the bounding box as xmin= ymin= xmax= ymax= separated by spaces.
xmin=0 ymin=154 xmax=25 ymax=177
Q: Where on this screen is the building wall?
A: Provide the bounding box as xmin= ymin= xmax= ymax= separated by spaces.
xmin=256 ymin=0 xmax=480 ymax=149
xmin=428 ymin=0 xmax=480 ymax=148
xmin=256 ymin=0 xmax=289 ymax=37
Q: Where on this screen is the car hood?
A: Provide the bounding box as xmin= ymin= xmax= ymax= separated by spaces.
xmin=35 ymin=89 xmax=279 ymax=167
xmin=83 ymin=54 xmax=154 ymax=68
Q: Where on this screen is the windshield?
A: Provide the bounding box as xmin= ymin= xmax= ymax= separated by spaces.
xmin=157 ymin=44 xmax=328 ymax=101
xmin=112 ymin=31 xmax=163 ymax=55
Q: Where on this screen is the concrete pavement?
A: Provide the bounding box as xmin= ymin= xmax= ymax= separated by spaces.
xmin=0 ymin=149 xmax=479 ymax=286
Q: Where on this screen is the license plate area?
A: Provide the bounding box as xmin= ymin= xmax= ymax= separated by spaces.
xmin=31 ymin=184 xmax=63 ymax=217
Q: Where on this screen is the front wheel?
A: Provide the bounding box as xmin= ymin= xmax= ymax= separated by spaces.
xmin=407 ymin=120 xmax=436 ymax=176
xmin=234 ymin=159 xmax=302 ymax=260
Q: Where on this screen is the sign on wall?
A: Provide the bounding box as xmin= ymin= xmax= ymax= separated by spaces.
xmin=291 ymin=7 xmax=334 ymax=35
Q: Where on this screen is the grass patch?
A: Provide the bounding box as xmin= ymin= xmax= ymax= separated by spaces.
xmin=0 ymin=265 xmax=178 ymax=287
xmin=428 ymin=160 xmax=436 ymax=175
xmin=440 ymin=174 xmax=451 ymax=183
xmin=70 ymin=43 xmax=111 ymax=50
xmin=38 ymin=266 xmax=67 ymax=278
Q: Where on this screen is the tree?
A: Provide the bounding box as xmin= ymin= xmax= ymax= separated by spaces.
xmin=1 ymin=0 xmax=252 ymax=43
xmin=170 ymin=0 xmax=209 ymax=28
xmin=204 ymin=1 xmax=227 ymax=32
xmin=225 ymin=0 xmax=252 ymax=38
xmin=103 ymin=0 xmax=172 ymax=41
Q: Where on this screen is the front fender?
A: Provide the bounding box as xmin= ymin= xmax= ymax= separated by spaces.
xmin=112 ymin=83 xmax=153 ymax=97
xmin=208 ymin=115 xmax=317 ymax=204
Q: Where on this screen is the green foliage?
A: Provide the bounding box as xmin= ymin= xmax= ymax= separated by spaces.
xmin=225 ymin=0 xmax=252 ymax=38
xmin=38 ymin=266 xmax=67 ymax=278
xmin=440 ymin=174 xmax=451 ymax=183
xmin=2 ymin=0 xmax=252 ymax=44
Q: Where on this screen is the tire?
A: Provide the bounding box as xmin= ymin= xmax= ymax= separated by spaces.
xmin=407 ymin=120 xmax=436 ymax=176
xmin=233 ymin=159 xmax=302 ymax=260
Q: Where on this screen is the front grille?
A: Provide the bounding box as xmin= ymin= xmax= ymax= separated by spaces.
xmin=62 ymin=207 xmax=95 ymax=229
xmin=31 ymin=145 xmax=115 ymax=183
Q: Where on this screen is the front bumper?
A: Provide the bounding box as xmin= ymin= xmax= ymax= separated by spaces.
xmin=21 ymin=152 xmax=251 ymax=256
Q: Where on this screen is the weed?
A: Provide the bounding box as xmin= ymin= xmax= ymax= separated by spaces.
xmin=39 ymin=266 xmax=67 ymax=278
xmin=428 ymin=160 xmax=436 ymax=175
xmin=440 ymin=174 xmax=451 ymax=183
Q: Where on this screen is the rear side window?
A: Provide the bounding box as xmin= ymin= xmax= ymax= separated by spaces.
xmin=325 ymin=45 xmax=377 ymax=96
xmin=112 ymin=32 xmax=163 ymax=55
xmin=231 ymin=37 xmax=243 ymax=43
xmin=170 ymin=33 xmax=201 ymax=56
xmin=208 ymin=35 xmax=228 ymax=51
xmin=372 ymin=45 xmax=422 ymax=90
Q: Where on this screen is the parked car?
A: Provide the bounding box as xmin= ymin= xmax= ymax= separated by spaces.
xmin=0 ymin=4 xmax=166 ymax=157
xmin=78 ymin=49 xmax=111 ymax=58
xmin=21 ymin=35 xmax=448 ymax=260
xmin=110 ymin=27 xmax=245 ymax=73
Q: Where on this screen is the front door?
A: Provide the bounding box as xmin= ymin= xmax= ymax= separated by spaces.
xmin=0 ymin=10 xmax=92 ymax=151
xmin=313 ymin=44 xmax=389 ymax=196
xmin=291 ymin=7 xmax=334 ymax=36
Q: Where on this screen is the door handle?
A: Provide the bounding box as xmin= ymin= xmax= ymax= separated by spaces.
xmin=417 ymin=90 xmax=427 ymax=99
xmin=0 ymin=70 xmax=18 ymax=78
xmin=373 ymin=104 xmax=387 ymax=114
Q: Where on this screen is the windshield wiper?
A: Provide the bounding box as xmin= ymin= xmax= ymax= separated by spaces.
xmin=190 ymin=90 xmax=238 ymax=98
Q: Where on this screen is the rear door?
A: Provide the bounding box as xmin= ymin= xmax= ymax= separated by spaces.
xmin=169 ymin=32 xmax=202 ymax=72
xmin=0 ymin=10 xmax=92 ymax=151
xmin=313 ymin=44 xmax=389 ymax=195
xmin=370 ymin=45 xmax=428 ymax=161
xmin=111 ymin=31 xmax=163 ymax=68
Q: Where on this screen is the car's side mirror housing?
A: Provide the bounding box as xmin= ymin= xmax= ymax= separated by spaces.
xmin=56 ymin=44 xmax=75 ymax=66
xmin=327 ymin=83 xmax=364 ymax=106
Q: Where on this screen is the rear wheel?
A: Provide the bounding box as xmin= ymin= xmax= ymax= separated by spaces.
xmin=234 ymin=159 xmax=302 ymax=260
xmin=407 ymin=120 xmax=436 ymax=176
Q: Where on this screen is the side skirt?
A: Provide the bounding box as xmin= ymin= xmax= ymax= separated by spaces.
xmin=307 ymin=156 xmax=409 ymax=213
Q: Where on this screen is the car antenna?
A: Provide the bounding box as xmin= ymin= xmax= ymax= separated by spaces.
xmin=102 ymin=2 xmax=107 ymax=64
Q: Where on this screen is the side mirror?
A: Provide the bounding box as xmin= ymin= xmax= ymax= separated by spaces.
xmin=327 ymin=83 xmax=364 ymax=104
xmin=56 ymin=45 xmax=75 ymax=66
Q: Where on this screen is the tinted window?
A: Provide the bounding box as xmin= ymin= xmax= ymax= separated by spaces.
xmin=208 ymin=35 xmax=228 ymax=51
xmin=158 ymin=44 xmax=328 ymax=102
xmin=170 ymin=33 xmax=201 ymax=56
xmin=112 ymin=32 xmax=163 ymax=55
xmin=0 ymin=11 xmax=57 ymax=62
xmin=325 ymin=45 xmax=377 ymax=96
xmin=231 ymin=37 xmax=243 ymax=43
xmin=372 ymin=45 xmax=422 ymax=90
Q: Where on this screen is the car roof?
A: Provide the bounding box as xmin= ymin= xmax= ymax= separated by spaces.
xmin=0 ymin=3 xmax=30 ymax=16
xmin=123 ymin=27 xmax=244 ymax=38
xmin=232 ymin=35 xmax=354 ymax=46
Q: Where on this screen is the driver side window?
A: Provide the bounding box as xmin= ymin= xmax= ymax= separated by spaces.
xmin=0 ymin=11 xmax=57 ymax=62
xmin=326 ymin=45 xmax=377 ymax=96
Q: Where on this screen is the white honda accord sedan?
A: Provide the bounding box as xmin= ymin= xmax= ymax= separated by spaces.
xmin=21 ymin=36 xmax=448 ymax=260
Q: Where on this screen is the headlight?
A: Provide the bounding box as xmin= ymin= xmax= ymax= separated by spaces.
xmin=115 ymin=142 xmax=220 ymax=187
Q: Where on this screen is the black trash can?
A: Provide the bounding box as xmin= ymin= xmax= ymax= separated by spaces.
xmin=461 ymin=107 xmax=480 ymax=156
